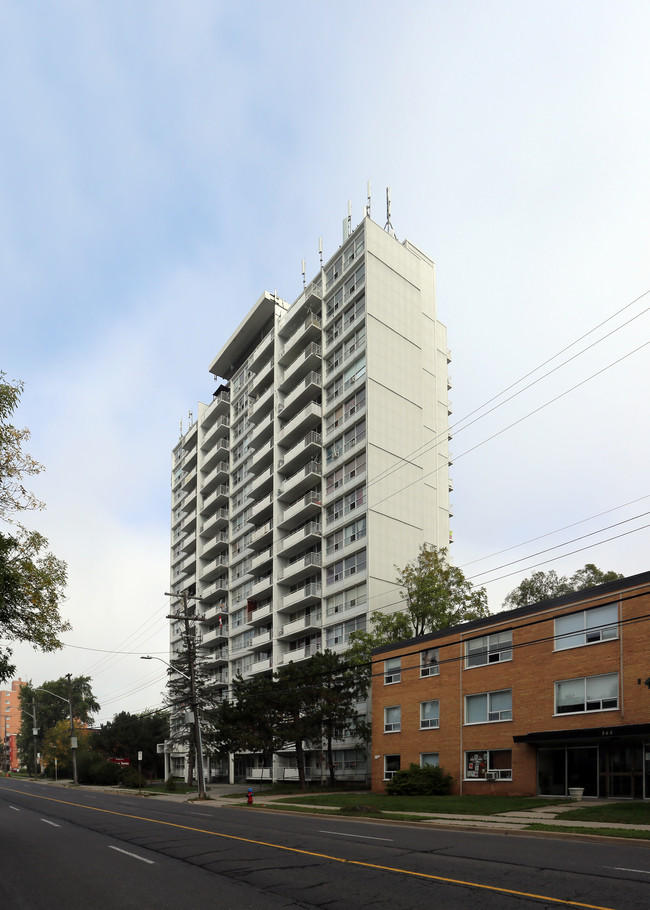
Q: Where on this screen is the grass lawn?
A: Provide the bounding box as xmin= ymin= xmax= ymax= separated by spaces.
xmin=527 ymin=823 xmax=650 ymax=840
xmin=274 ymin=793 xmax=564 ymax=815
xmin=558 ymin=802 xmax=650 ymax=825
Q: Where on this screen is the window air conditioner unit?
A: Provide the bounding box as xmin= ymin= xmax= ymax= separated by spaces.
xmin=485 ymin=771 xmax=498 ymax=781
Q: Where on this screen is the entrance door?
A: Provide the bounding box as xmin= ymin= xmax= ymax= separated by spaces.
xmin=537 ymin=746 xmax=598 ymax=796
xmin=600 ymin=744 xmax=643 ymax=798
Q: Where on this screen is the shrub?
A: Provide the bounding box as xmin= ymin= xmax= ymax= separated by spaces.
xmin=165 ymin=775 xmax=177 ymax=792
xmin=120 ymin=767 xmax=145 ymax=789
xmin=76 ymin=756 xmax=123 ymax=786
xmin=386 ymin=763 xmax=452 ymax=796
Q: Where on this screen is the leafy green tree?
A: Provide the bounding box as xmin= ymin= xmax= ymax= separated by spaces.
xmin=0 ymin=373 xmax=69 ymax=682
xmin=41 ymin=720 xmax=91 ymax=777
xmin=212 ymin=672 xmax=284 ymax=773
xmin=304 ymin=649 xmax=367 ymax=786
xmin=91 ymin=711 xmax=170 ymax=779
xmin=347 ymin=544 xmax=489 ymax=695
xmin=503 ymin=563 xmax=624 ymax=608
xmin=18 ymin=675 xmax=99 ymax=773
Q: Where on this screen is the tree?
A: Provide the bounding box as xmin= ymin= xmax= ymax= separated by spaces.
xmin=91 ymin=711 xmax=170 ymax=779
xmin=163 ymin=638 xmax=222 ymax=785
xmin=0 ymin=373 xmax=69 ymax=682
xmin=347 ymin=544 xmax=489 ymax=695
xmin=18 ymin=675 xmax=99 ymax=773
xmin=503 ymin=564 xmax=624 ymax=609
xmin=305 ymin=650 xmax=367 ymax=786
xmin=213 ymin=672 xmax=285 ymax=774
xmin=41 ymin=719 xmax=91 ymax=777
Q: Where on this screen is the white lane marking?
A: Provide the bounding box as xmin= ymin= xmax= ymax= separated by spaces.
xmin=41 ymin=819 xmax=60 ymax=827
xmin=319 ymin=829 xmax=393 ymax=842
xmin=607 ymin=866 xmax=650 ymax=875
xmin=194 ymin=813 xmax=212 ymax=817
xmin=108 ymin=846 xmax=155 ymax=865
xmin=10 ymin=806 xmax=19 ymax=811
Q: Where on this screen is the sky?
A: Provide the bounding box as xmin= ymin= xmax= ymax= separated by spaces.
xmin=1 ymin=1 xmax=649 ymax=725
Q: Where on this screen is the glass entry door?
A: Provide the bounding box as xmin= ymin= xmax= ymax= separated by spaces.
xmin=537 ymin=746 xmax=598 ymax=796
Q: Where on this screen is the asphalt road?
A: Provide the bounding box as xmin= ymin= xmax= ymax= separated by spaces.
xmin=1 ymin=778 xmax=649 ymax=909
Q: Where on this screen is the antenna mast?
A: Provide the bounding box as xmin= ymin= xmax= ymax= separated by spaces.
xmin=384 ymin=186 xmax=396 ymax=237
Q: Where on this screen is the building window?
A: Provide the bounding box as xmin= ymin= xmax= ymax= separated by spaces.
xmin=420 ymin=753 xmax=439 ymax=768
xmin=465 ymin=631 xmax=512 ymax=668
xmin=384 ymin=657 xmax=401 ymax=685
xmin=555 ymin=673 xmax=618 ymax=715
xmin=420 ymin=648 xmax=439 ymax=677
xmin=465 ymin=689 xmax=512 ymax=724
xmin=384 ymin=705 xmax=401 ymax=733
xmin=384 ymin=754 xmax=400 ymax=780
xmin=554 ymin=604 xmax=618 ymax=651
xmin=420 ymin=700 xmax=440 ymax=729
xmin=465 ymin=749 xmax=512 ymax=780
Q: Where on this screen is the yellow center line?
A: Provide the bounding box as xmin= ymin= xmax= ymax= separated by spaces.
xmin=2 ymin=786 xmax=617 ymax=910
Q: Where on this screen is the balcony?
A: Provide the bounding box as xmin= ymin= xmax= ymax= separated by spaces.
xmin=278 ymin=491 xmax=321 ymax=532
xmin=200 ymin=387 xmax=230 ymax=429
xmin=251 ymin=546 xmax=273 ymax=574
xmin=278 ymin=430 xmax=322 ymax=476
xmin=277 ymin=371 xmax=322 ymax=422
xmin=249 ymin=519 xmax=273 ymax=551
xmin=278 ymin=402 xmax=322 ymax=449
xmin=201 ymin=576 xmax=228 ymax=603
xmin=248 ymin=357 xmax=274 ymax=398
xmin=279 ymin=553 xmax=322 ymax=585
xmin=199 ymin=647 xmax=227 ymax=668
xmin=198 ymin=530 xmax=228 ymax=560
xmin=278 ymin=342 xmax=322 ymax=393
xmin=248 ymin=411 xmax=274 ymax=451
xmin=200 ymin=602 xmax=228 ymax=625
xmin=199 ymin=554 xmax=228 ymax=583
xmin=280 ymin=642 xmax=322 ymax=665
xmin=182 ymin=466 xmax=197 ymax=494
xmin=280 ymin=582 xmax=322 ymax=613
xmin=277 ymin=459 xmax=322 ymax=503
xmin=249 ymin=436 xmax=274 ymax=471
xmin=278 ymin=309 xmax=322 ymax=367
xmin=248 ymin=464 xmax=274 ymax=500
xmin=251 ymin=628 xmax=272 ymax=649
xmin=278 ymin=521 xmax=322 ymax=559
xmin=181 ymin=530 xmax=196 ymax=554
xmin=250 ymin=573 xmax=273 ymax=600
xmin=248 ymin=384 xmax=274 ymax=423
xmin=242 ymin=656 xmax=272 ymax=677
xmin=247 ymin=329 xmax=274 ymax=374
xmin=199 ymin=507 xmax=228 ymax=535
xmin=249 ymin=491 xmax=274 ymax=525
xmin=201 ymin=457 xmax=230 ymax=495
xmin=200 ymin=415 xmax=230 ymax=453
xmin=247 ymin=600 xmax=272 ymax=624
xmin=277 ymin=611 xmax=322 ymax=641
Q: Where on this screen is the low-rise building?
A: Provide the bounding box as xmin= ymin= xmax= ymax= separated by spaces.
xmin=371 ymin=571 xmax=650 ymax=798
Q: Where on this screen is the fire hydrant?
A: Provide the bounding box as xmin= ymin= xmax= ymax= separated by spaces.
xmin=247 ymin=788 xmax=253 ymax=805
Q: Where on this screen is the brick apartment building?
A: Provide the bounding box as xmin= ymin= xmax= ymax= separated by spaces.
xmin=371 ymin=571 xmax=650 ymax=799
xmin=1 ymin=678 xmax=25 ymax=773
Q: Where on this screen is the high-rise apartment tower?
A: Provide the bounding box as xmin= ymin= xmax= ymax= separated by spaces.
xmin=169 ymin=211 xmax=451 ymax=783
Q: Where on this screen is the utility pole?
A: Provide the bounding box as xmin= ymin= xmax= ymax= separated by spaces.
xmin=164 ymin=591 xmax=206 ymax=799
xmin=65 ymin=674 xmax=79 ymax=785
xmin=32 ymin=699 xmax=38 ymax=776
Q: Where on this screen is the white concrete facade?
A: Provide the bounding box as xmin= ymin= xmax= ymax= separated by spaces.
xmin=169 ymin=215 xmax=451 ymax=782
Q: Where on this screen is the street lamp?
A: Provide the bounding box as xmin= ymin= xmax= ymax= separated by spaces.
xmin=141 ymin=655 xmax=206 ymax=798
xmin=35 ymin=685 xmax=78 ymax=785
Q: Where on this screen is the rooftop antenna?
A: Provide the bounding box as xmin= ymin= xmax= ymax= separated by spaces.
xmin=318 ymin=237 xmax=323 ymax=268
xmin=342 ymin=200 xmax=352 ymax=241
xmin=366 ymin=180 xmax=371 ymax=218
xmin=188 ymin=410 xmax=193 ymax=425
xmin=179 ymin=419 xmax=183 ymax=439
xmin=301 ymin=258 xmax=306 ymax=288
xmin=384 ymin=186 xmax=396 ymax=238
